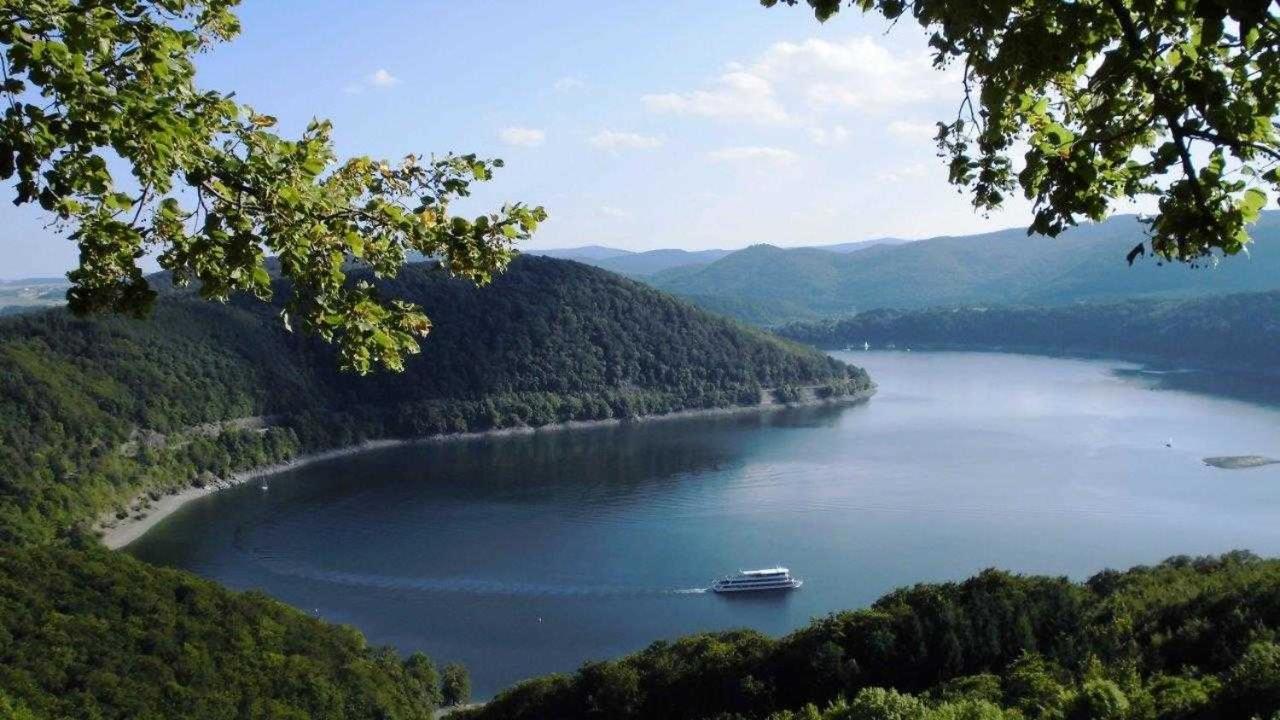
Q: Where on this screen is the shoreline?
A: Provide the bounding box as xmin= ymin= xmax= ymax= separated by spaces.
xmin=97 ymin=388 xmax=875 ymax=550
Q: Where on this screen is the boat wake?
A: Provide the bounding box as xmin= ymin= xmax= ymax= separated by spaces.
xmin=256 ymin=557 xmax=709 ymax=598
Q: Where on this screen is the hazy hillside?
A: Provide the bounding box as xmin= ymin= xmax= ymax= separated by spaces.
xmin=817 ymin=238 xmax=912 ymax=253
xmin=526 ymin=239 xmax=911 ymax=278
xmin=0 ymin=277 xmax=68 ymax=315
xmin=524 ymin=245 xmax=635 ymax=261
xmin=776 ymin=291 xmax=1280 ymax=375
xmin=0 ymin=255 xmax=865 ymax=547
xmin=647 ymin=213 xmax=1280 ymax=324
xmin=588 ymin=248 xmax=732 ymax=276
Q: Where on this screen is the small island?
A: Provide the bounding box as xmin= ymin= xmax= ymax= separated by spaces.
xmin=1203 ymin=455 xmax=1280 ymax=470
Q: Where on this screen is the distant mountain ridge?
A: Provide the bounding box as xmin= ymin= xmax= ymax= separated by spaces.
xmin=527 ymin=245 xmax=636 ymax=261
xmin=642 ymin=213 xmax=1280 ymax=325
xmin=523 ymin=238 xmax=909 ymax=277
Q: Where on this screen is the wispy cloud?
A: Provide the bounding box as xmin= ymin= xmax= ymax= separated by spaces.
xmin=876 ymin=162 xmax=930 ymax=183
xmin=588 ymin=130 xmax=664 ymax=152
xmin=644 ymin=35 xmax=953 ymax=129
xmin=553 ymin=76 xmax=585 ymax=92
xmin=599 ymin=205 xmax=634 ymax=220
xmin=887 ymin=120 xmax=938 ymax=142
xmin=808 ymin=125 xmax=850 ymax=146
xmin=764 ymin=37 xmax=949 ymax=112
xmin=370 ymin=68 xmax=400 ymax=88
xmin=344 ymin=68 xmax=401 ymax=94
xmin=708 ymin=146 xmax=799 ymax=165
xmin=499 ymin=126 xmax=546 ymax=147
xmin=644 ymin=71 xmax=790 ymax=124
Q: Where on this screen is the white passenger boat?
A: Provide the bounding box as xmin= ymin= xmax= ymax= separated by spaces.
xmin=711 ymin=567 xmax=802 ymax=593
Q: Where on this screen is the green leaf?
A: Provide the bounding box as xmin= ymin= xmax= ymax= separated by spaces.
xmin=1241 ymin=188 xmax=1267 ymax=219
xmin=347 ymin=232 xmax=366 ymax=258
xmin=277 ymin=187 xmax=301 ymax=206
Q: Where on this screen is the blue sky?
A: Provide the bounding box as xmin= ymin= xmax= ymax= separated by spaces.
xmin=3 ymin=0 xmax=1054 ymax=278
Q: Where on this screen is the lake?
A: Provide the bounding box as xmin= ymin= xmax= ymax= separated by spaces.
xmin=127 ymin=351 xmax=1280 ymax=698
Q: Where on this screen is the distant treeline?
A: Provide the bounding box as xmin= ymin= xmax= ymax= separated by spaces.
xmin=0 ymin=255 xmax=866 ymax=547
xmin=775 ymin=291 xmax=1280 ymax=372
xmin=465 ymin=552 xmax=1280 ymax=720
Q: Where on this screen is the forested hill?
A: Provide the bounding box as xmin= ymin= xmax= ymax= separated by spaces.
xmin=0 ymin=255 xmax=866 ymax=547
xmin=646 ymin=212 xmax=1280 ymax=325
xmin=774 ymin=291 xmax=1280 ymax=374
xmin=0 ymin=545 xmax=452 ymax=720
xmin=465 ymin=552 xmax=1280 ymax=720
xmin=0 ymin=256 xmax=865 ymax=718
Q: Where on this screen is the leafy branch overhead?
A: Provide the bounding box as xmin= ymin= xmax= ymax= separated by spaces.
xmin=765 ymin=0 xmax=1280 ymax=263
xmin=0 ymin=0 xmax=545 ymax=373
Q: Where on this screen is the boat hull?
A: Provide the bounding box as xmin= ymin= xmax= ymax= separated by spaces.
xmin=711 ymin=579 xmax=802 ymax=593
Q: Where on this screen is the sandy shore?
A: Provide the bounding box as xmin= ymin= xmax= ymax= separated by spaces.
xmin=97 ymin=388 xmax=875 ymax=550
xmin=97 ymin=439 xmax=407 ymax=550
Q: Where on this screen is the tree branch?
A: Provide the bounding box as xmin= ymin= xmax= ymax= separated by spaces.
xmin=1100 ymin=0 xmax=1211 ymax=216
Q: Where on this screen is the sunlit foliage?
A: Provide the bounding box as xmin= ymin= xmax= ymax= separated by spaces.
xmin=0 ymin=0 xmax=545 ymax=372
xmin=766 ymin=0 xmax=1280 ymax=264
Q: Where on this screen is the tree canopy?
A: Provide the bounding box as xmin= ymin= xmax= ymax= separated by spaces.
xmin=0 ymin=0 xmax=544 ymax=373
xmin=467 ymin=552 xmax=1280 ymax=720
xmin=765 ymin=0 xmax=1280 ymax=265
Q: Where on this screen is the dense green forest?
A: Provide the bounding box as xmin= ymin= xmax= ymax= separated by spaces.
xmin=0 ymin=255 xmax=865 ymax=547
xmin=774 ymin=291 xmax=1280 ymax=375
xmin=644 ymin=213 xmax=1280 ymax=325
xmin=0 ymin=544 xmax=448 ymax=720
xmin=464 ymin=552 xmax=1280 ymax=720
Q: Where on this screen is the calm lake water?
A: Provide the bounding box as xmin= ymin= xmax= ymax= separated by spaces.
xmin=128 ymin=351 xmax=1280 ymax=698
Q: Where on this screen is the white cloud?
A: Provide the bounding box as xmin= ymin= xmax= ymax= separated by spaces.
xmin=643 ymin=71 xmax=790 ymax=124
xmin=499 ymin=126 xmax=546 ymax=147
xmin=344 ymin=68 xmax=401 ymax=94
xmin=708 ymin=146 xmax=799 ymax=165
xmin=887 ymin=119 xmax=938 ymax=142
xmin=876 ymin=162 xmax=930 ymax=183
xmin=643 ymin=35 xmax=953 ymax=128
xmin=588 ymin=130 xmax=664 ymax=151
xmin=767 ymin=37 xmax=944 ymax=111
xmin=369 ymin=68 xmax=400 ymax=88
xmin=808 ymin=125 xmax=850 ymax=146
xmin=599 ymin=205 xmax=634 ymax=220
xmin=553 ymin=76 xmax=585 ymax=92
